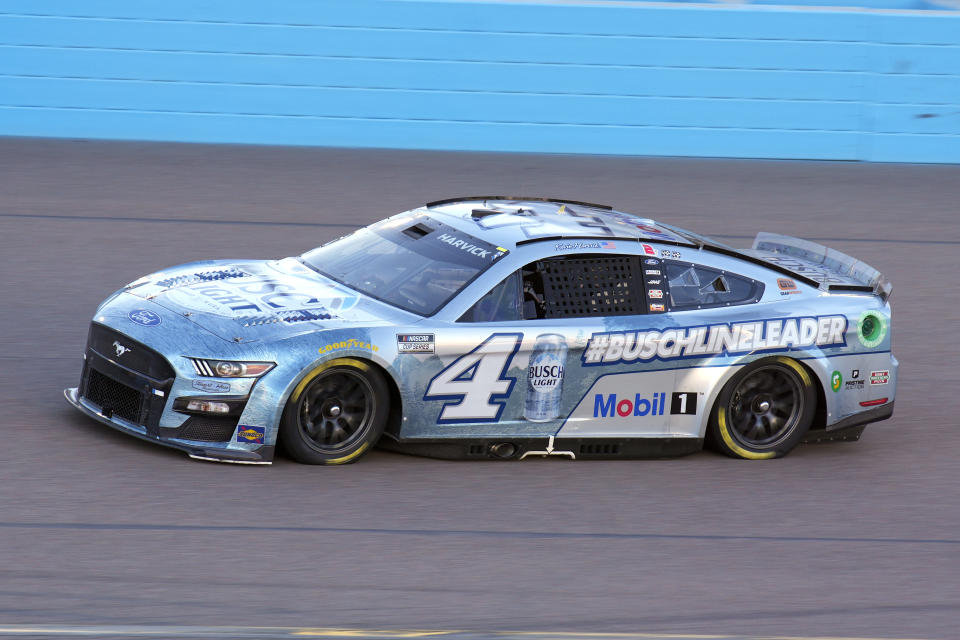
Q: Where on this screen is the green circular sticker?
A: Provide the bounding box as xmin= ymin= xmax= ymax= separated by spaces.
xmin=831 ymin=370 xmax=842 ymax=392
xmin=858 ymin=311 xmax=888 ymax=348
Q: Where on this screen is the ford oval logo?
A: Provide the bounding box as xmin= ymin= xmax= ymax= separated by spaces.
xmin=128 ymin=309 xmax=162 ymax=327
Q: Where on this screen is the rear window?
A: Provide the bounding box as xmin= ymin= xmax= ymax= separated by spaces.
xmin=665 ymin=261 xmax=763 ymax=310
xmin=301 ymin=215 xmax=507 ymax=316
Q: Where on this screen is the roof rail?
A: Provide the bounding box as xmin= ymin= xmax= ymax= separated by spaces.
xmin=425 ymin=196 xmax=613 ymax=210
xmin=515 ymin=235 xmax=692 ymax=249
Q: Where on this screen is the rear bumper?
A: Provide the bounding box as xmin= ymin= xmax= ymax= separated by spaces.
xmin=828 ymin=400 xmax=895 ymax=432
xmin=803 ymin=400 xmax=894 ymax=444
xmin=65 ymin=387 xmax=273 ymax=464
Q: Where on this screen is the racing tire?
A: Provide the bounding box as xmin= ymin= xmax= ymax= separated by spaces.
xmin=279 ymin=358 xmax=389 ymax=465
xmin=707 ymin=357 xmax=816 ymax=460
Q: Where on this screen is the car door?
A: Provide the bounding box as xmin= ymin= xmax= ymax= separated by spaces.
xmin=548 ymin=252 xmax=680 ymax=440
xmin=421 ymin=249 xmax=672 ymax=440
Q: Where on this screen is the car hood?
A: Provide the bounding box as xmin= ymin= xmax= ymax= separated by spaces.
xmin=124 ymin=258 xmax=405 ymax=342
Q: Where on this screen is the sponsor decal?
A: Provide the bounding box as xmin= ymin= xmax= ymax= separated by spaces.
xmin=592 ymin=391 xmax=697 ymax=418
xmin=844 ymin=378 xmax=865 ymax=391
xmin=660 ymin=249 xmax=682 ymax=259
xmin=128 ymin=309 xmax=161 ymax=326
xmin=438 ymin=233 xmax=491 ymax=258
xmin=670 ymin=392 xmax=698 ymax=415
xmin=644 ymin=258 xmax=660 ymax=266
xmin=642 ymin=244 xmax=656 ymax=256
xmin=113 ymin=341 xmax=131 ymax=357
xmin=236 ymin=425 xmax=265 ymax=444
xmin=524 ymin=334 xmax=567 ymax=422
xmin=397 ymin=333 xmax=435 ymax=354
xmin=646 ymin=278 xmax=662 ymax=285
xmin=778 ymin=278 xmax=801 ymax=295
xmin=583 ymin=315 xmax=848 ymax=365
xmin=192 ymin=379 xmax=231 ymax=393
xmin=858 ymin=310 xmax=888 ymax=348
xmin=649 ymin=303 xmax=665 ymax=312
xmin=648 ymin=289 xmax=664 ymax=299
xmin=594 ymin=392 xmax=666 ymax=418
xmin=554 ymin=240 xmax=616 ymax=251
xmin=182 ymin=276 xmax=359 ymax=314
xmin=778 ymin=278 xmax=797 ymax=290
xmin=528 ymin=359 xmax=564 ymax=391
xmin=645 ymin=269 xmax=661 ymax=276
xmin=319 ymin=338 xmax=379 ymax=355
xmin=831 ymin=370 xmax=842 ymax=392
xmin=842 ymin=368 xmax=865 ymax=389
xmin=870 ymin=370 xmax=890 ymax=385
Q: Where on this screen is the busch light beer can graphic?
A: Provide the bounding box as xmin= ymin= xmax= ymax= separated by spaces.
xmin=524 ymin=333 xmax=567 ymax=422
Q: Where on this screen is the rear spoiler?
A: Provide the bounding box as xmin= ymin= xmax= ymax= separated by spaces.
xmin=748 ymin=233 xmax=892 ymax=301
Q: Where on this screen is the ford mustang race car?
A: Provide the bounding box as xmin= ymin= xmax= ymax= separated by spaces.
xmin=65 ymin=197 xmax=896 ymax=464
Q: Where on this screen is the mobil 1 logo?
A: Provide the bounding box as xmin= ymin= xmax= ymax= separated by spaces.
xmin=670 ymin=392 xmax=698 ymax=415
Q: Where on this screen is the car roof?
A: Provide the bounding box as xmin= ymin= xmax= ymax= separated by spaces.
xmin=414 ymin=197 xmax=699 ymax=250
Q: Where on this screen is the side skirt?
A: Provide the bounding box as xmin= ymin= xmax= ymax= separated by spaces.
xmin=378 ymin=435 xmax=703 ymax=460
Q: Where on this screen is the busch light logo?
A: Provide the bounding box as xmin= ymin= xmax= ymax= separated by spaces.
xmin=594 ymin=392 xmax=667 ymax=418
xmin=524 ymin=334 xmax=567 ymax=422
xmin=528 ymin=356 xmax=564 ymax=393
xmin=128 ymin=309 xmax=161 ymax=326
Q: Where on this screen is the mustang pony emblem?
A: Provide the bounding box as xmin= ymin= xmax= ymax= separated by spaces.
xmin=113 ymin=341 xmax=132 ymax=357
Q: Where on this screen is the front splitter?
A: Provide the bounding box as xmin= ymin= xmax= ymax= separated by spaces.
xmin=64 ymin=387 xmax=272 ymax=464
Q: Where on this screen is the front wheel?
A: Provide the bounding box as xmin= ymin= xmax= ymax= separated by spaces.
xmin=708 ymin=357 xmax=816 ymax=460
xmin=279 ymin=358 xmax=389 ymax=465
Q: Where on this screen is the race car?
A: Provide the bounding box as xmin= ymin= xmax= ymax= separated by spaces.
xmin=65 ymin=197 xmax=896 ymax=464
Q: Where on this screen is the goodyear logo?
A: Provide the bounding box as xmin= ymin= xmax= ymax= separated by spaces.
xmin=237 ymin=425 xmax=265 ymax=444
xmin=319 ymin=338 xmax=379 ymax=355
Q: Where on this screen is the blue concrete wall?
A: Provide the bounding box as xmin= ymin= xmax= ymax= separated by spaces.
xmin=1 ymin=0 xmax=958 ymax=162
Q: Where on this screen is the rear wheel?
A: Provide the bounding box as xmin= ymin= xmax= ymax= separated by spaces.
xmin=708 ymin=357 xmax=816 ymax=459
xmin=279 ymin=358 xmax=389 ymax=464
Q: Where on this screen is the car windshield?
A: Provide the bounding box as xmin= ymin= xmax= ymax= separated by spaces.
xmin=300 ymin=214 xmax=507 ymax=316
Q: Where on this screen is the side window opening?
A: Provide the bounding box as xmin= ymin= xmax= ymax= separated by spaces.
xmin=666 ymin=261 xmax=762 ymax=310
xmin=705 ymin=276 xmax=729 ymax=294
xmin=522 ymin=255 xmax=645 ymax=320
xmin=458 ymin=271 xmax=523 ymax=323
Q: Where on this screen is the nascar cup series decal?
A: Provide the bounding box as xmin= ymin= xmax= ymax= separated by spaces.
xmin=583 ymin=316 xmax=847 ymax=365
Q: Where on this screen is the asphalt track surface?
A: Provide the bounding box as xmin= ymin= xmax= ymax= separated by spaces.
xmin=1 ymin=138 xmax=958 ymax=640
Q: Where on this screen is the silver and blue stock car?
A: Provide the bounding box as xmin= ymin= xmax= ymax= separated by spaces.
xmin=65 ymin=197 xmax=897 ymax=464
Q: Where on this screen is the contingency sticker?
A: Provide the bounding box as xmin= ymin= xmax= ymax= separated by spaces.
xmin=397 ymin=334 xmax=435 ymax=354
xmin=236 ymin=425 xmax=265 ymax=444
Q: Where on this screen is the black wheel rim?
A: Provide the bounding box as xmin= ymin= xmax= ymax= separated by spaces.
xmin=728 ymin=365 xmax=803 ymax=448
xmin=298 ymin=369 xmax=374 ymax=452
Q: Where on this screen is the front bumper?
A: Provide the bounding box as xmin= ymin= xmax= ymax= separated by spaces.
xmin=65 ymin=387 xmax=272 ymax=464
xmin=65 ymin=320 xmax=274 ymax=464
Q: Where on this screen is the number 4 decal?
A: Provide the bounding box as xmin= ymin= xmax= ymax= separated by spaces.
xmin=424 ymin=333 xmax=523 ymax=423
